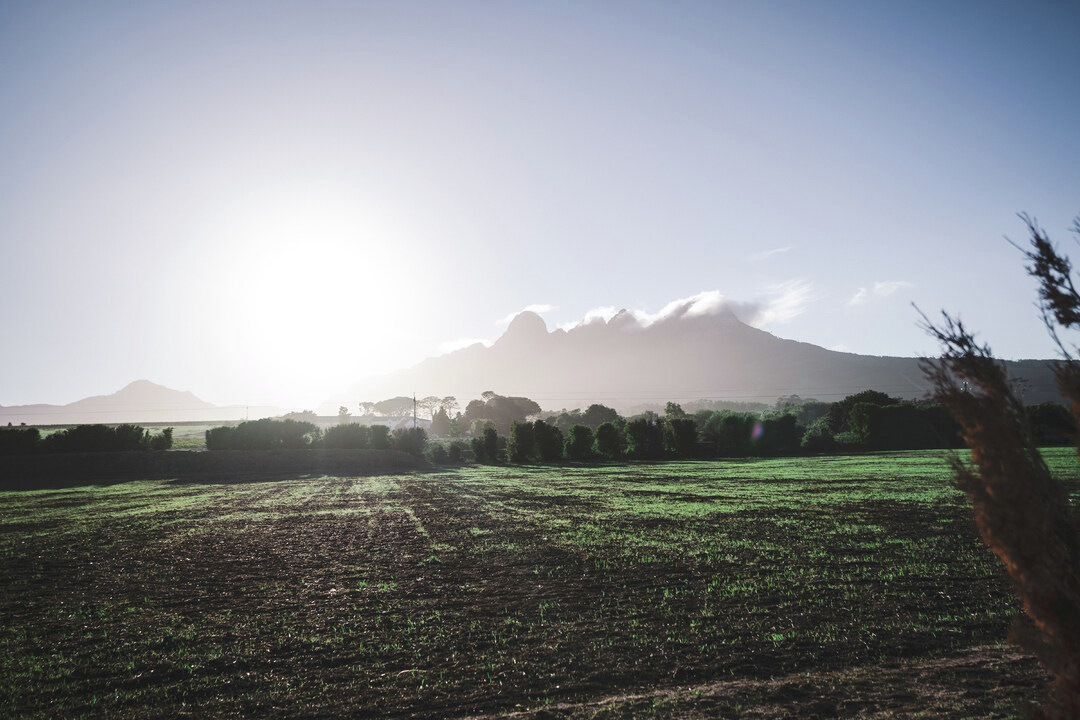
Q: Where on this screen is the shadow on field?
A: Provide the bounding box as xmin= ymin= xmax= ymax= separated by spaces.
xmin=0 ymin=449 xmax=428 ymax=490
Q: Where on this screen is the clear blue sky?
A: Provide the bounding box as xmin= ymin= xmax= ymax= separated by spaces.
xmin=2 ymin=0 xmax=1078 ymax=408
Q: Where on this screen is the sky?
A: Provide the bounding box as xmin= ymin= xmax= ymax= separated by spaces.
xmin=2 ymin=0 xmax=1079 ymax=409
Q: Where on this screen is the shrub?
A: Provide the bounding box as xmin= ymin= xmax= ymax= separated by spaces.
xmin=424 ymin=443 xmax=449 ymax=465
xmin=391 ymin=426 xmax=427 ymax=456
xmin=369 ymin=424 xmax=391 ymax=450
xmin=42 ymin=424 xmax=153 ymax=453
xmin=0 ymin=427 xmax=40 ymax=455
xmin=205 ymin=419 xmax=320 ymax=451
xmin=324 ymin=424 xmax=371 ymax=449
xmin=149 ymin=427 xmax=173 ymax=451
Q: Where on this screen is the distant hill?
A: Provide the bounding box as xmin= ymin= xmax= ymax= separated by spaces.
xmin=0 ymin=380 xmax=284 ymax=426
xmin=322 ymin=305 xmax=1063 ymax=413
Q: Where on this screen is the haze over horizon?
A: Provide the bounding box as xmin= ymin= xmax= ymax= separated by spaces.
xmin=3 ymin=1 xmax=1079 ymax=409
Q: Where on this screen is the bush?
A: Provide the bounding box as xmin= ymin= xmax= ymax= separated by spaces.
xmin=324 ymin=424 xmax=371 ymax=449
xmin=424 ymin=443 xmax=449 ymax=465
xmin=447 ymin=442 xmax=465 ymax=464
xmin=0 ymin=427 xmax=40 ymax=455
xmin=369 ymin=424 xmax=391 ymax=450
xmin=149 ymin=427 xmax=173 ymax=451
xmin=42 ymin=424 xmax=155 ymax=453
xmin=392 ymin=427 xmax=427 ymax=456
xmin=205 ymin=419 xmax=320 ymax=451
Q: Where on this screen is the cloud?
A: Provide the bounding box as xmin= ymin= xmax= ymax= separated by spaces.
xmin=630 ymin=290 xmax=731 ymax=327
xmin=848 ymin=280 xmax=912 ymax=306
xmin=873 ymin=280 xmax=912 ymax=297
xmin=557 ymin=305 xmax=618 ymax=331
xmin=747 ymin=246 xmax=793 ymax=262
xmin=556 ymin=285 xmax=813 ymax=333
xmin=496 ymin=304 xmax=556 ymax=325
xmin=437 ymin=337 xmax=491 ymax=354
xmin=748 ymin=279 xmax=814 ymax=326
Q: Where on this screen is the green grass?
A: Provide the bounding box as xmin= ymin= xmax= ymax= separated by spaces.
xmin=1 ymin=448 xmax=1074 ymax=718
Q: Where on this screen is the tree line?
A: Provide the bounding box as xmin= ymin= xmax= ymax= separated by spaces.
xmin=0 ymin=424 xmax=173 ymax=455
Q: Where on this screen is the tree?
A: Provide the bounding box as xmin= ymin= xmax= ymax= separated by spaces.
xmin=594 ymin=421 xmax=621 ymax=459
xmin=482 ymin=425 xmax=499 ymax=463
xmin=430 ymin=408 xmax=451 ymax=437
xmin=625 ymin=415 xmax=665 ymax=459
xmin=664 ymin=401 xmax=687 ymax=419
xmin=565 ymin=424 xmax=595 ymax=461
xmin=826 ymin=390 xmax=899 ymax=434
xmin=373 ymin=396 xmax=414 ymax=418
xmin=338 ymin=406 xmax=351 ymax=424
xmin=533 ymin=420 xmax=564 ymax=462
xmin=506 ymin=421 xmax=535 ymax=463
xmin=441 ymin=396 xmax=460 ymax=417
xmin=419 ymin=396 xmax=441 ymax=420
xmin=582 ymin=403 xmax=619 ymax=429
xmin=921 ymin=216 xmax=1080 ymax=719
xmin=663 ymin=417 xmax=697 ymax=458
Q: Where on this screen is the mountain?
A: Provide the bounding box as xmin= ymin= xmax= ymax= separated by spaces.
xmin=0 ymin=380 xmax=284 ymax=426
xmin=322 ymin=306 xmax=1063 ymax=413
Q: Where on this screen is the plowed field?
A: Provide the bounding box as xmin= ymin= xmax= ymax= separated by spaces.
xmin=4 ymin=450 xmax=1077 ymax=718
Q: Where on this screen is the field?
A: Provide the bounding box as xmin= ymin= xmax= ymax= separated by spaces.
xmin=3 ymin=450 xmax=1078 ymax=718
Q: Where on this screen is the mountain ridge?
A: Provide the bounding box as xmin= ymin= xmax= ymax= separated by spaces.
xmin=322 ymin=306 xmax=1062 ymax=413
xmin=0 ymin=380 xmax=284 ymax=426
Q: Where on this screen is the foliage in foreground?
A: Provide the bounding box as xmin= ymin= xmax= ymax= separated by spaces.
xmin=924 ymin=215 xmax=1080 ymax=720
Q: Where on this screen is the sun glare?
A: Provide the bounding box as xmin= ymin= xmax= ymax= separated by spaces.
xmin=199 ymin=185 xmax=430 ymax=404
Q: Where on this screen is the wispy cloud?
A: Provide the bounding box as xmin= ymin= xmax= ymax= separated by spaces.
xmin=848 ymin=280 xmax=913 ymax=306
xmin=873 ymin=280 xmax=912 ymax=296
xmin=848 ymin=287 xmax=869 ymax=306
xmin=497 ymin=304 xmax=556 ymax=325
xmin=748 ymin=246 xmax=793 ymax=262
xmin=437 ymin=337 xmax=491 ymax=354
xmin=749 ymin=279 xmax=814 ymax=326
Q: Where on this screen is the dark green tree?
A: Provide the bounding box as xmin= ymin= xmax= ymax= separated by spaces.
xmin=594 ymin=421 xmax=621 ymax=459
xmin=506 ymin=421 xmax=536 ymax=463
xmin=663 ymin=417 xmax=697 ymax=458
xmin=532 ymin=420 xmax=564 ymax=462
xmin=565 ymin=424 xmax=595 ymax=461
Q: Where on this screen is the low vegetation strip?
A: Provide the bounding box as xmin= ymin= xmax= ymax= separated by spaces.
xmin=2 ymin=450 xmax=1077 ymax=718
xmin=0 ymin=449 xmax=426 ymax=490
